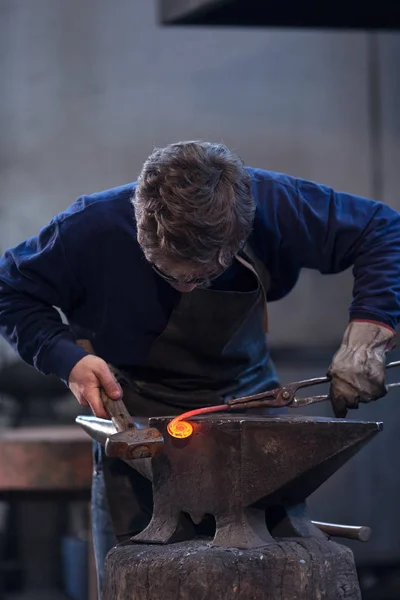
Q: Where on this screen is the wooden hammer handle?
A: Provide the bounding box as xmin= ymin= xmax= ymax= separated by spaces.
xmin=76 ymin=339 xmax=135 ymax=432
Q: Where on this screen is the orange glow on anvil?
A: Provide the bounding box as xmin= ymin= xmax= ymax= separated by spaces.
xmin=167 ymin=404 xmax=229 ymax=439
xmin=167 ymin=419 xmax=193 ymax=439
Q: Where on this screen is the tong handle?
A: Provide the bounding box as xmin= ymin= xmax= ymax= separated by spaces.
xmin=227 ymin=359 xmax=400 ymax=411
xmin=289 ymin=376 xmax=331 ymax=392
xmin=291 ymin=394 xmax=330 ymax=407
xmin=292 ymin=359 xmax=400 ymax=407
xmin=292 ymin=360 xmax=400 ymax=392
xmin=386 ymin=360 xmax=400 ymax=370
xmin=292 ymin=360 xmax=399 ymax=393
xmin=286 ymin=376 xmax=330 ymax=407
xmin=385 ymin=360 xmax=400 ymax=390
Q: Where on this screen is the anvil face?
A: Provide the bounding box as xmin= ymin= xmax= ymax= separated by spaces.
xmin=132 ymin=414 xmax=382 ymax=549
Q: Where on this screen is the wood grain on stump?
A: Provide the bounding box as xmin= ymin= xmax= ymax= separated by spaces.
xmin=102 ymin=538 xmax=361 ymax=600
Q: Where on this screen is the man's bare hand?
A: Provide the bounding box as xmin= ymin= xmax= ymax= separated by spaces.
xmin=68 ymin=355 xmax=122 ymax=419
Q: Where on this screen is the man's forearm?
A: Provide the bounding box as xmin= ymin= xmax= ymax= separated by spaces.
xmin=0 ymin=280 xmax=87 ymax=382
xmin=348 ymin=202 xmax=400 ymax=331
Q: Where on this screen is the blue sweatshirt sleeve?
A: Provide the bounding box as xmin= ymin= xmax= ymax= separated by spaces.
xmin=255 ymin=171 xmax=400 ymax=331
xmin=0 ymin=218 xmax=89 ymax=382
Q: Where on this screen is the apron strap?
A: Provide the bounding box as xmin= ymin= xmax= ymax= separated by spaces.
xmin=235 ymin=245 xmax=269 ymax=333
xmin=242 ymin=243 xmax=271 ymax=294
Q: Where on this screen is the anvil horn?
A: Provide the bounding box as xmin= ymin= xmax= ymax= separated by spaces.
xmin=75 ymin=415 xmax=153 ymax=481
xmin=76 ymin=415 xmax=117 ymax=444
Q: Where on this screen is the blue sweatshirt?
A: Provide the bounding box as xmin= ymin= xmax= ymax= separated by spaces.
xmin=0 ymin=168 xmax=399 ymax=384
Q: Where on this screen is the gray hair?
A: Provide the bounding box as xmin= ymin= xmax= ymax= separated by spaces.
xmin=133 ymin=141 xmax=255 ymax=273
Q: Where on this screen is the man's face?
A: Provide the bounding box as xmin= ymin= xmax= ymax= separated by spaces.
xmin=151 ymin=258 xmax=225 ymax=293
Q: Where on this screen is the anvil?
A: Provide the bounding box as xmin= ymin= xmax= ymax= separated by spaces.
xmin=77 ymin=413 xmax=381 ymax=549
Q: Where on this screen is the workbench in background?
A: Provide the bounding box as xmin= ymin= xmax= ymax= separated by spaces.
xmin=0 ymin=425 xmax=96 ymax=600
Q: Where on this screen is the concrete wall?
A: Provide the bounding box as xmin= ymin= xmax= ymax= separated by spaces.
xmin=1 ymin=0 xmax=399 ymax=356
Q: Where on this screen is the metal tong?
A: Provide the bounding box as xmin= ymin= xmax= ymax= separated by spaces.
xmin=227 ymin=360 xmax=400 ymax=411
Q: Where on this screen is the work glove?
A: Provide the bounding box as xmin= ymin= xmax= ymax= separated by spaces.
xmin=327 ymin=320 xmax=396 ymax=418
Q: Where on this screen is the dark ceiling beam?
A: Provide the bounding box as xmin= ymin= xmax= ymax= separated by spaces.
xmin=159 ymin=0 xmax=400 ymax=30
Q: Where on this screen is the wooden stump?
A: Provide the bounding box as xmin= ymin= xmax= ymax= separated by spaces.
xmin=102 ymin=538 xmax=361 ymax=600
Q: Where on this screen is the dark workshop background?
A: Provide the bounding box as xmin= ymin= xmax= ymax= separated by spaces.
xmin=0 ymin=1 xmax=399 ymax=599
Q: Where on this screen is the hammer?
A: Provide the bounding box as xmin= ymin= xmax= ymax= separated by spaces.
xmin=76 ymin=339 xmax=164 ymax=461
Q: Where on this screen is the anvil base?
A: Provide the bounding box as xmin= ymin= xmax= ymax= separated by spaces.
xmin=103 ymin=537 xmax=361 ymax=600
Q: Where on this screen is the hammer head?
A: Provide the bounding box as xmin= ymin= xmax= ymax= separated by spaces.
xmin=75 ymin=415 xmax=156 ymax=481
xmin=105 ymin=427 xmax=164 ymax=460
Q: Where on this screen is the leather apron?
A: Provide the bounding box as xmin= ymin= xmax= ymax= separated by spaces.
xmin=97 ymin=246 xmax=282 ymax=540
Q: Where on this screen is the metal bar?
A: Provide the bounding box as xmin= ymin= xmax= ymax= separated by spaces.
xmin=312 ymin=521 xmax=371 ymax=542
